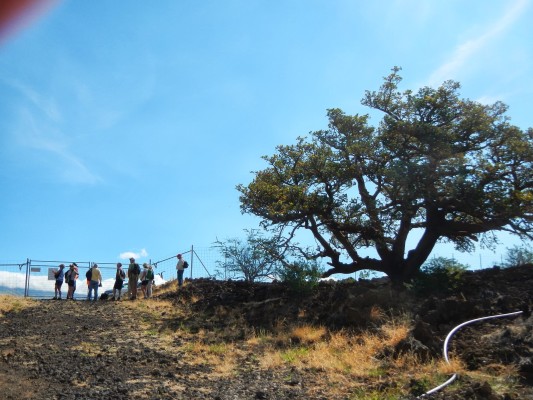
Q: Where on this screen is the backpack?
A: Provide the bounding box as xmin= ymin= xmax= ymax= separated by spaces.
xmin=146 ymin=269 xmax=154 ymax=280
xmin=118 ymin=269 xmax=126 ymax=280
xmin=86 ymin=269 xmax=92 ymax=280
xmin=183 ymin=261 xmax=189 ymax=269
xmin=132 ymin=263 xmax=141 ymax=275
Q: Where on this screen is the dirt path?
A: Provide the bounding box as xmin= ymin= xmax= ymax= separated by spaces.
xmin=0 ymin=298 xmax=313 ymax=400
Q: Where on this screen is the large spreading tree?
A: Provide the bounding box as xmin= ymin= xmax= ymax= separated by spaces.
xmin=237 ymin=68 xmax=533 ymax=283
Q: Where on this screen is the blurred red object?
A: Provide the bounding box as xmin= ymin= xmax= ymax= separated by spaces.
xmin=0 ymin=0 xmax=58 ymax=43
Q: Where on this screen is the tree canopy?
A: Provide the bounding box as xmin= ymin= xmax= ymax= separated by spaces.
xmin=237 ymin=68 xmax=533 ymax=283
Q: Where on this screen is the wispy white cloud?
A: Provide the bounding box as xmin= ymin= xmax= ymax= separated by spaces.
xmin=6 ymin=79 xmax=102 ymax=184
xmin=18 ymin=108 xmax=102 ymax=184
xmin=475 ymin=94 xmax=509 ymax=105
xmin=427 ymin=0 xmax=530 ymax=86
xmin=7 ymin=79 xmax=62 ymax=122
xmin=66 ymin=52 xmax=157 ymax=131
xmin=119 ymin=249 xmax=149 ymax=261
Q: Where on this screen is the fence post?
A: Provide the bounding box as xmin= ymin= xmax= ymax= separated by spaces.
xmin=190 ymin=245 xmax=193 ymax=279
xmin=24 ymin=258 xmax=30 ymax=298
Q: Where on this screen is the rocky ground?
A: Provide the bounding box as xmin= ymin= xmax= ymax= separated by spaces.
xmin=0 ymin=265 xmax=532 ymax=399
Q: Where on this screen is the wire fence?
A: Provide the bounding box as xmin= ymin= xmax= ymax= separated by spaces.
xmin=0 ymin=245 xmax=228 ymax=299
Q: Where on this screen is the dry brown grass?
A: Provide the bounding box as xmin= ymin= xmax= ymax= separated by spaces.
xmin=369 ymin=305 xmax=387 ymax=322
xmin=290 ymin=325 xmax=327 ymax=344
xmin=0 ymin=295 xmax=35 ymax=316
xmin=181 ymin=340 xmax=243 ymax=376
xmin=471 ymin=363 xmax=521 ymax=393
xmin=246 ymin=318 xmax=413 ymax=376
xmin=380 ymin=318 xmax=410 ymax=347
xmin=236 ymin=315 xmax=485 ymax=399
xmin=121 ymin=297 xmax=178 ymax=316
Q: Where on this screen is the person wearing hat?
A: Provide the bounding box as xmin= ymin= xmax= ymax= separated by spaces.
xmin=53 ymin=264 xmax=65 ymax=300
xmin=145 ymin=265 xmax=155 ymax=298
xmin=65 ymin=263 xmax=79 ymax=300
xmin=87 ymin=263 xmax=102 ymax=302
xmin=139 ymin=263 xmax=148 ymax=299
xmin=176 ymin=254 xmax=185 ymax=289
xmin=127 ymin=257 xmax=141 ymax=300
xmin=140 ymin=263 xmax=154 ymax=299
xmin=112 ymin=262 xmax=126 ymax=301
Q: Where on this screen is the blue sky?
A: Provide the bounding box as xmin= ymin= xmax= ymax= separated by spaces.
xmin=0 ymin=0 xmax=531 ymax=270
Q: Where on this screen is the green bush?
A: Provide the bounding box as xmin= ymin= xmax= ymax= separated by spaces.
xmin=278 ymin=260 xmax=323 ymax=294
xmin=406 ymin=257 xmax=468 ymax=295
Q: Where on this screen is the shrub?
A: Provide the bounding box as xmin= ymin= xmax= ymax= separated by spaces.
xmin=278 ymin=260 xmax=323 ymax=294
xmin=406 ymin=257 xmax=468 ymax=295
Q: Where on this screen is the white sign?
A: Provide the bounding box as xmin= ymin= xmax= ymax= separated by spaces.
xmin=48 ymin=268 xmax=57 ymax=280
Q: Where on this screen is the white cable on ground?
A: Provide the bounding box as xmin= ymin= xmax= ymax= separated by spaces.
xmin=417 ymin=310 xmax=523 ymax=398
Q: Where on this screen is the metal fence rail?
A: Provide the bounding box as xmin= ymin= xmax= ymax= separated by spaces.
xmin=0 ymin=245 xmax=224 ymax=299
xmin=0 ymin=261 xmax=30 ymax=297
xmin=152 ymin=246 xmax=219 ymax=281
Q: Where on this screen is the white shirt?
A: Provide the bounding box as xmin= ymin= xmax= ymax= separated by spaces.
xmin=140 ymin=269 xmax=148 ymax=280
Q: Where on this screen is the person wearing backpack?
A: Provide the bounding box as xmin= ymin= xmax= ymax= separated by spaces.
xmin=140 ymin=263 xmax=148 ymax=299
xmin=112 ymin=262 xmax=126 ymax=301
xmin=53 ymin=264 xmax=65 ymax=300
xmin=176 ymin=254 xmax=185 ymax=289
xmin=65 ymin=263 xmax=79 ymax=300
xmin=127 ymin=257 xmax=141 ymax=300
xmin=87 ymin=263 xmax=102 ymax=302
xmin=145 ymin=265 xmax=155 ymax=298
xmin=85 ymin=267 xmax=92 ymax=288
xmin=140 ymin=263 xmax=155 ymax=299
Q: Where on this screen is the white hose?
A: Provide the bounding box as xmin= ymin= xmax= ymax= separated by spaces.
xmin=418 ymin=310 xmax=523 ymax=398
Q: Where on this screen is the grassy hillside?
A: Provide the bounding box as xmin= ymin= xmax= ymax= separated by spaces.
xmin=0 ymin=265 xmax=531 ymax=399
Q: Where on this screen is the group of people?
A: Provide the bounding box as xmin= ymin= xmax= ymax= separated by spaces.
xmin=121 ymin=257 xmax=156 ymax=301
xmin=53 ymin=262 xmax=81 ymax=300
xmin=53 ymin=257 xmax=156 ymax=301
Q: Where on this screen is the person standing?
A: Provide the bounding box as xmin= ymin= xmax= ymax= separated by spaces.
xmin=53 ymin=264 xmax=65 ymax=300
xmin=64 ymin=266 xmax=72 ymax=299
xmin=87 ymin=263 xmax=102 ymax=302
xmin=112 ymin=262 xmax=126 ymax=301
xmin=66 ymin=263 xmax=79 ymax=300
xmin=140 ymin=263 xmax=155 ymax=299
xmin=128 ymin=257 xmax=140 ymax=300
xmin=140 ymin=263 xmax=149 ymax=299
xmin=176 ymin=254 xmax=185 ymax=289
xmin=85 ymin=266 xmax=92 ymax=288
xmin=145 ymin=265 xmax=155 ymax=298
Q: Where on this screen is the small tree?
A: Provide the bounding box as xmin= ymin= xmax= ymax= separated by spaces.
xmin=503 ymin=244 xmax=533 ymax=267
xmin=214 ymin=230 xmax=278 ymax=283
